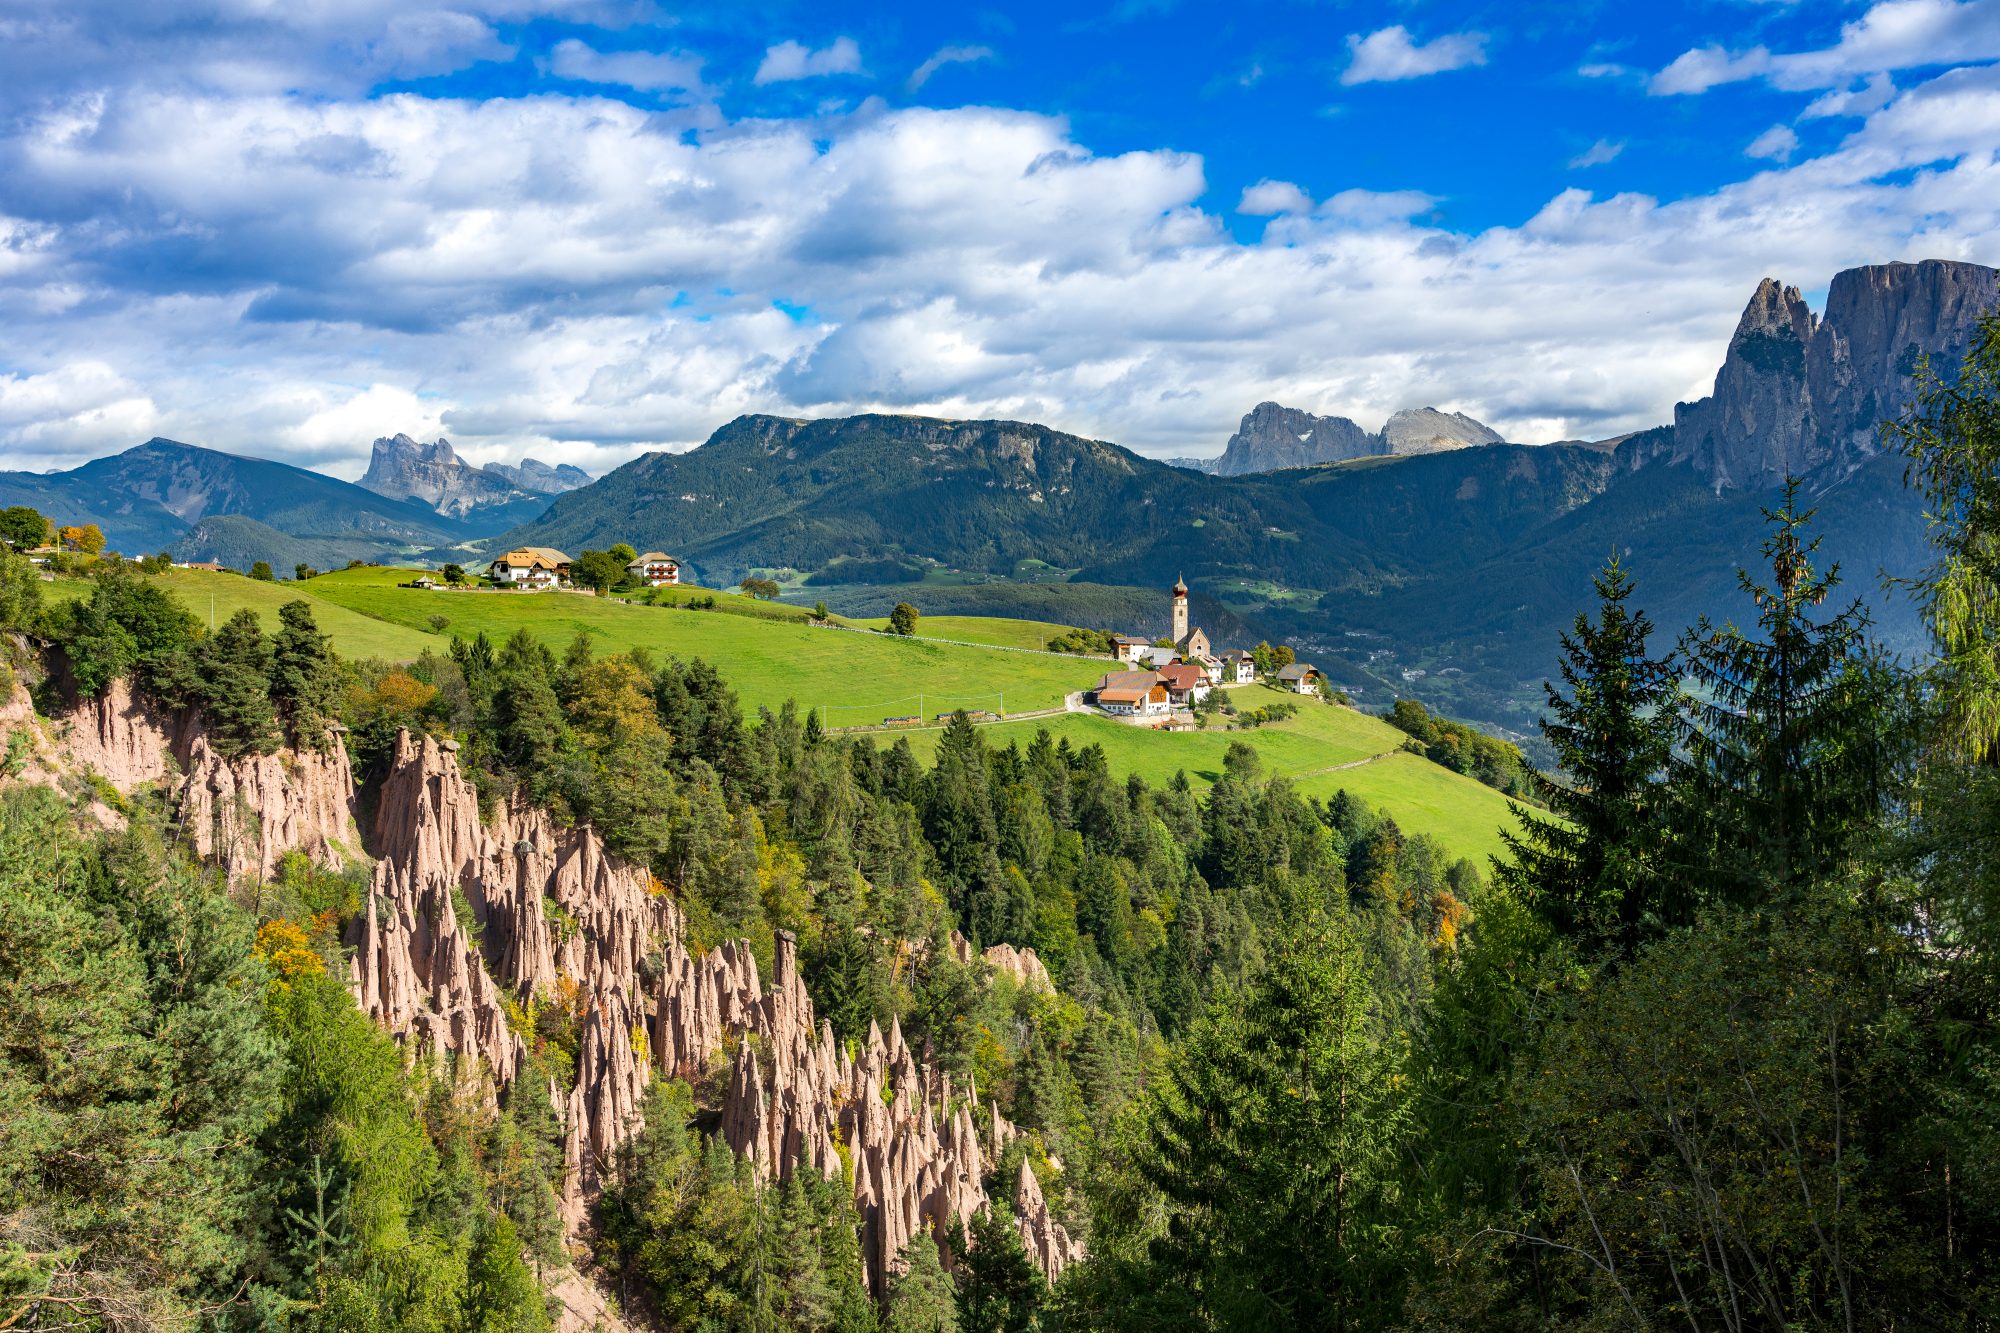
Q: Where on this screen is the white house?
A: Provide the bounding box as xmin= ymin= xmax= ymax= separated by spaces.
xmin=1276 ymin=662 xmax=1323 ymax=695
xmin=1220 ymin=649 xmax=1257 ymax=684
xmin=1111 ymin=634 xmax=1152 ymax=665
xmin=487 ymin=547 xmax=572 ymax=588
xmin=626 ymin=552 xmax=682 ymax=587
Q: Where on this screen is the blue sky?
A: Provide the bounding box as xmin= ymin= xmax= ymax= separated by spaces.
xmin=0 ymin=0 xmax=1996 ymax=474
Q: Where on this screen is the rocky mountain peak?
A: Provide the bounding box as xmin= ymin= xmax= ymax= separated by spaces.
xmin=1667 ymin=257 xmax=1998 ymax=491
xmin=360 ymin=432 xmax=592 ymax=519
xmin=1211 ymin=401 xmax=1384 ymax=476
xmin=1379 ymin=406 xmax=1505 ymax=455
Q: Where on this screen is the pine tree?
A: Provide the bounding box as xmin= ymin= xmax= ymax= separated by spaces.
xmin=1674 ymin=480 xmax=1896 ymax=901
xmin=1885 ymin=311 xmax=2000 ymax=761
xmin=270 ymin=599 xmax=343 ymax=750
xmin=195 ymin=608 xmax=280 ymax=759
xmin=1496 ymin=556 xmax=1677 ymax=948
xmin=956 ymin=1203 xmax=1046 ymax=1333
xmin=887 ymin=1235 xmax=961 ymax=1333
xmin=1140 ymin=893 xmax=1410 ymax=1331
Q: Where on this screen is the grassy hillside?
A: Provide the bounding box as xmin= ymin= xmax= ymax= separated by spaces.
xmin=49 ymin=565 xmax=1517 ymax=860
xmin=847 ymin=613 xmax=1100 ymax=651
xmin=889 ymin=687 xmax=1518 ymax=865
xmin=304 ymin=568 xmax=1107 ymax=717
xmin=46 ymin=568 xmax=437 ymax=661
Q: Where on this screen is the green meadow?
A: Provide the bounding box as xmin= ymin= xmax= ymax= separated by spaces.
xmin=56 ymin=565 xmax=1517 ymax=862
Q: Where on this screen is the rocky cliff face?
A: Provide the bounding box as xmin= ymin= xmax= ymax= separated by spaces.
xmin=349 ymin=730 xmax=1081 ymax=1291
xmin=1379 ymin=406 xmax=1505 ymax=455
xmin=359 ymin=434 xmax=592 ymax=518
xmin=3 ymin=676 xmax=361 ymax=879
xmin=1211 ymin=401 xmax=1504 ymax=475
xmin=1211 ymin=402 xmax=1385 ymax=476
xmin=1668 ymin=259 xmax=1999 ymax=490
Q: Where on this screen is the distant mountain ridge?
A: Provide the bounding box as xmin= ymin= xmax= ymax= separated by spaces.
xmin=495 ymin=256 xmax=1993 ymax=736
xmin=358 ymin=433 xmax=591 ymax=522
xmin=1205 ymin=402 xmax=1504 ymax=476
xmin=0 ymin=438 xmax=498 ymax=566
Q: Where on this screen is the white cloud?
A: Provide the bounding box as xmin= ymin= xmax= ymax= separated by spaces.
xmin=1747 ymin=124 xmax=1801 ymax=159
xmin=1651 ymin=0 xmax=2000 ymax=95
xmin=1238 ymin=179 xmax=1313 ymax=215
xmin=1341 ymin=26 xmax=1488 ymax=86
xmin=1569 ymin=138 xmax=1625 ymax=168
xmin=1802 ymin=72 xmax=1900 ymax=117
xmin=908 ymin=44 xmax=995 ymax=92
xmin=0 ymin=363 xmax=160 ymax=457
xmin=0 ymin=23 xmax=1997 ymax=475
xmin=548 ymin=40 xmax=709 ymax=98
xmin=755 ymin=37 xmax=864 ymax=86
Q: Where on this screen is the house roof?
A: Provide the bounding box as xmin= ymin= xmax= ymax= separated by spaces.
xmin=627 ymin=552 xmax=677 ymax=567
xmin=491 ymin=546 xmax=574 ymax=570
xmin=1159 ymin=663 xmax=1207 ymax=689
xmin=1093 ymin=669 xmax=1161 ymax=694
xmin=1276 ymin=663 xmax=1318 ymax=680
xmin=1097 ymin=687 xmax=1151 ymax=705
xmin=1112 ymin=634 xmax=1151 ymax=646
xmin=1221 ymin=648 xmax=1254 ymax=661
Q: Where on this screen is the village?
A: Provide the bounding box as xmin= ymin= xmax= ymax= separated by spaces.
xmin=476 ymin=550 xmax=1333 ymax=732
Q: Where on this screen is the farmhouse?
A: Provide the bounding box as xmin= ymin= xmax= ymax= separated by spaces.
xmin=626 ymin=552 xmax=682 ymax=587
xmin=487 ymin=547 xmax=572 ymax=588
xmin=1089 ymin=669 xmax=1171 ymax=717
xmin=1276 ymin=662 xmax=1324 ymax=695
xmin=1111 ymin=634 xmax=1153 ymax=665
xmin=1158 ymin=662 xmax=1211 ymax=706
xmin=1220 ymin=649 xmax=1257 ymax=684
xmin=1097 ymin=683 xmax=1170 ymax=717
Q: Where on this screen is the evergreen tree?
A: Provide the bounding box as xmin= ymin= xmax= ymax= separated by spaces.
xmin=194 ymin=608 xmax=280 ymax=759
xmin=1886 ymin=310 xmax=2000 ymax=761
xmin=887 ymin=1235 xmax=961 ymax=1333
xmin=492 ymin=629 xmax=566 ymax=782
xmin=955 ymin=1203 xmax=1046 ymax=1333
xmin=1674 ymin=480 xmax=1897 ymax=900
xmin=1135 ymin=894 xmax=1409 ymax=1331
xmin=270 ymin=599 xmax=343 ymax=749
xmin=1496 ymin=556 xmax=1677 ymax=948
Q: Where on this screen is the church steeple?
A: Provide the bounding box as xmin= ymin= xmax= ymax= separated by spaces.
xmin=1171 ymin=573 xmax=1189 ymax=643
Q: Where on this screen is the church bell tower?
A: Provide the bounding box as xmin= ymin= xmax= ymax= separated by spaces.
xmin=1171 ymin=574 xmax=1189 ymax=644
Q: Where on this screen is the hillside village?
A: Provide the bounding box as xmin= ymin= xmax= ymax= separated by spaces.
xmin=479 ymin=544 xmax=1332 ymax=731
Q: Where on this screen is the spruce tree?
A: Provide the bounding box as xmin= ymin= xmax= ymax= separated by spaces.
xmin=1674 ymin=479 xmax=1895 ymax=901
xmin=1141 ymin=892 xmax=1409 ymax=1330
xmin=1885 ymin=311 xmax=2000 ymax=761
xmin=194 ymin=608 xmax=280 ymax=759
xmin=887 ymin=1234 xmax=961 ymax=1333
xmin=270 ymin=599 xmax=343 ymax=750
xmin=1497 ymin=556 xmax=1677 ymax=948
xmin=955 ymin=1202 xmax=1046 ymax=1333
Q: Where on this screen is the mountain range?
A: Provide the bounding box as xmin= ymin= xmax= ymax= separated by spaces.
xmin=12 ymin=257 xmax=1989 ymax=740
xmin=0 ymin=438 xmax=526 ymax=569
xmin=491 ymin=257 xmax=1990 ymax=737
xmin=358 ymin=433 xmax=591 ymax=524
xmin=1188 ymin=403 xmax=1509 ymax=476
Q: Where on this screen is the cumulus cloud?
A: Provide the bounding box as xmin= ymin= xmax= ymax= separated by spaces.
xmin=1341 ymin=26 xmax=1488 ymax=86
xmin=1569 ymin=138 xmax=1625 ymax=168
xmin=548 ymin=40 xmax=709 ymax=98
xmin=756 ymin=37 xmax=864 ymax=86
xmin=1802 ymin=72 xmax=1900 ymax=118
xmin=908 ymin=45 xmax=995 ymax=91
xmin=0 ymin=11 xmax=1997 ymax=475
xmin=1238 ymin=179 xmax=1314 ymax=215
xmin=1747 ymin=124 xmax=1801 ymax=159
xmin=1651 ymin=0 xmax=2000 ymax=95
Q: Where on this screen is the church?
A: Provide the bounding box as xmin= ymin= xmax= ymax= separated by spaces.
xmin=1169 ymin=575 xmax=1210 ymax=661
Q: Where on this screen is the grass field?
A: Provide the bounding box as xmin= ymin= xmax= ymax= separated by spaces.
xmin=888 ymin=687 xmax=1518 ymax=865
xmin=296 ymin=568 xmax=1107 ymax=718
xmin=57 ymin=565 xmax=1515 ymax=862
xmin=46 ymin=568 xmax=438 ymax=661
xmin=846 ymin=614 xmax=1100 ymax=651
